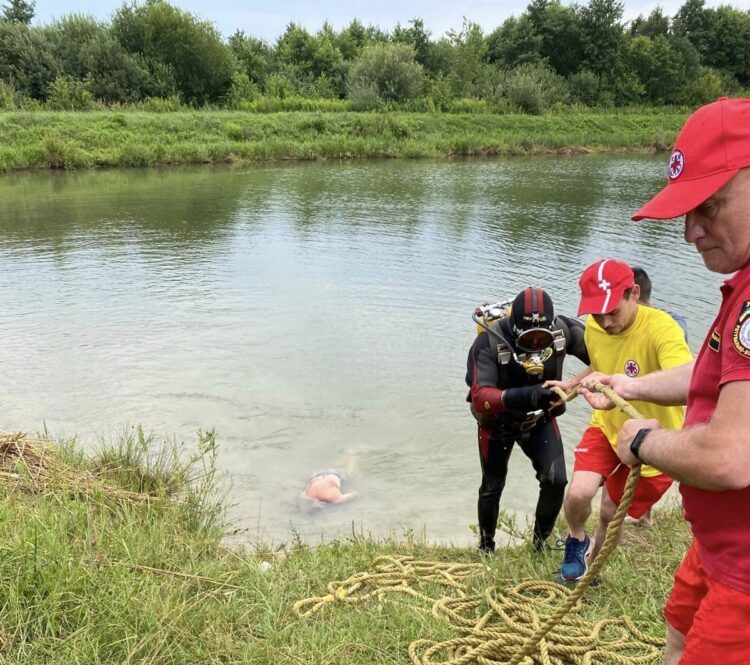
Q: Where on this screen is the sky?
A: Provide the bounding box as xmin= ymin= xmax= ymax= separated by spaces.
xmin=32 ymin=0 xmax=750 ymax=42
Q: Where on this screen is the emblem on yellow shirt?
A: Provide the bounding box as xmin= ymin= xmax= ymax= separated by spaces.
xmin=733 ymin=300 xmax=750 ymax=358
xmin=624 ymin=359 xmax=640 ymax=377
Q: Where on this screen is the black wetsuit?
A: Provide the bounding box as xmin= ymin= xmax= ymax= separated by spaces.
xmin=465 ymin=315 xmax=589 ymax=551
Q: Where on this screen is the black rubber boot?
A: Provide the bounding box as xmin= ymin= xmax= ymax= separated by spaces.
xmin=532 ymin=521 xmax=549 ymax=553
xmin=479 ymin=530 xmax=496 ymax=554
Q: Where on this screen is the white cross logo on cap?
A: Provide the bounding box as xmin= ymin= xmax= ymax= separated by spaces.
xmin=597 ymin=260 xmax=612 ymax=314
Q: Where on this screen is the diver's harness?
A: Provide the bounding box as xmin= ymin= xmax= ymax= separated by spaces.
xmin=470 ymin=300 xmax=571 ymax=431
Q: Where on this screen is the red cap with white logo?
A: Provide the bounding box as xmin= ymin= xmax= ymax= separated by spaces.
xmin=632 ymin=97 xmax=750 ymax=221
xmin=577 ymin=259 xmax=635 ymax=316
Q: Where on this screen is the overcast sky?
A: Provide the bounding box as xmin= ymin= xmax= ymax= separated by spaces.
xmin=32 ymin=0 xmax=750 ymax=42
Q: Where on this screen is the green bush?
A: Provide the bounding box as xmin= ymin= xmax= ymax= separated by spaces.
xmin=136 ymin=95 xmax=184 ymax=112
xmin=568 ymin=69 xmax=602 ymax=106
xmin=428 ymin=74 xmax=454 ymax=111
xmin=347 ymin=43 xmax=424 ymax=103
xmin=43 ymin=136 xmax=94 ymax=167
xmin=0 ymin=78 xmax=19 ymax=109
xmin=117 ymin=141 xmax=156 ymax=167
xmin=683 ymin=67 xmax=739 ymax=106
xmin=224 ymin=122 xmax=245 ymax=141
xmin=264 ymin=73 xmax=294 ymax=99
xmin=502 ymin=63 xmax=570 ymax=114
xmin=46 ymin=76 xmax=94 ymax=110
xmin=225 ymin=71 xmax=259 ymax=109
xmin=398 ymin=97 xmax=436 ymax=112
xmin=313 ymin=74 xmax=338 ymax=99
xmin=446 ymin=98 xmax=490 ymax=114
xmin=348 ymin=80 xmax=382 ymax=110
xmin=506 ymin=74 xmax=544 ymax=114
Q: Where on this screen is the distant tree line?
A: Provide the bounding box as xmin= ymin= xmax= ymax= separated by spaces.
xmin=1 ymin=0 xmax=749 ymax=113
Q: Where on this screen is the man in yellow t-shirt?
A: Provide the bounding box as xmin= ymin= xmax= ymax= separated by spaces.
xmin=551 ymin=259 xmax=692 ymax=582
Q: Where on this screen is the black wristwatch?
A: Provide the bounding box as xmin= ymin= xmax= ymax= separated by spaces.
xmin=630 ymin=428 xmax=652 ymax=462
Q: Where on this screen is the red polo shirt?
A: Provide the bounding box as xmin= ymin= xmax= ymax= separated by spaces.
xmin=682 ymin=261 xmax=750 ymax=594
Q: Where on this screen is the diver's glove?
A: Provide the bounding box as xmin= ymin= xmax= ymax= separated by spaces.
xmin=502 ymin=385 xmax=556 ymax=413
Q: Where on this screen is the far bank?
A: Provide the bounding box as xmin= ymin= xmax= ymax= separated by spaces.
xmin=0 ymin=109 xmax=687 ymax=171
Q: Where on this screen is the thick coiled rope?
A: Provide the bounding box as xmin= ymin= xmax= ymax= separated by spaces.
xmin=292 ymin=556 xmax=486 ymax=618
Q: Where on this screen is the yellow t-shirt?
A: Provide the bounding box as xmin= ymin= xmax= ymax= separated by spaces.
xmin=585 ymin=305 xmax=692 ymax=477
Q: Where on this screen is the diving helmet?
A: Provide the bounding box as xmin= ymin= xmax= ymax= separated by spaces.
xmin=509 ymin=287 xmax=556 ymax=376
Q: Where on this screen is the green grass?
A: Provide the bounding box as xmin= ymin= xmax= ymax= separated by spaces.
xmin=0 ymin=429 xmax=691 ymax=664
xmin=0 ymin=109 xmax=689 ymax=171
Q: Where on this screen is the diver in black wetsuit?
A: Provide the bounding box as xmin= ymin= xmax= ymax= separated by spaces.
xmin=466 ymin=287 xmax=589 ymax=553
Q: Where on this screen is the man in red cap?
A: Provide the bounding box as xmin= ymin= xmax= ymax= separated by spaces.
xmin=580 ymin=97 xmax=750 ymax=664
xmin=550 ymin=258 xmax=690 ymax=583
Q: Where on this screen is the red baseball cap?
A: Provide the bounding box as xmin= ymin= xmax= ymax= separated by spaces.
xmin=632 ymin=97 xmax=750 ymax=221
xmin=577 ymin=259 xmax=635 ymax=316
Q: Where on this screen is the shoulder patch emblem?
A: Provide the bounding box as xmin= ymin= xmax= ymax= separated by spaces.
xmin=624 ymin=360 xmax=640 ymax=377
xmin=733 ymin=300 xmax=750 ymax=358
xmin=708 ymin=329 xmax=721 ymax=352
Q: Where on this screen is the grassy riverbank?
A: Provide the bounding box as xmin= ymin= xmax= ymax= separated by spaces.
xmin=0 ymin=430 xmax=691 ymax=664
xmin=0 ymin=109 xmax=689 ymax=171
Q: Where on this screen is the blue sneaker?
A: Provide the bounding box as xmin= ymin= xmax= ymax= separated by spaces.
xmin=560 ymin=535 xmax=592 ymax=581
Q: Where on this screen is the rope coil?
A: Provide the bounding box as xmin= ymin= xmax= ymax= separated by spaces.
xmin=292 ymin=556 xmax=486 ymax=618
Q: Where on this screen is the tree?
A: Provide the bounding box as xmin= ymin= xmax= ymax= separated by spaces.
xmin=44 ymin=14 xmax=105 ymax=80
xmin=487 ymin=15 xmax=542 ymax=68
xmin=627 ymin=34 xmax=688 ymax=104
xmin=274 ymin=23 xmax=316 ymax=75
xmin=347 ymin=42 xmax=424 ymax=102
xmin=445 ymin=19 xmax=492 ymax=98
xmin=1 ymin=0 xmax=34 ymax=24
xmin=672 ymin=0 xmax=714 ymax=58
xmin=670 ymin=34 xmax=701 ymax=80
xmin=311 ymin=22 xmax=346 ymax=94
xmin=0 ymin=22 xmax=58 ymax=98
xmin=83 ymin=32 xmax=158 ymax=102
xmin=703 ymin=6 xmax=750 ymax=85
xmin=528 ymin=0 xmax=585 ymax=76
xmin=630 ymin=7 xmax=669 ymax=37
xmin=228 ymin=31 xmax=272 ymax=88
xmin=335 ymin=19 xmax=369 ymax=61
xmin=392 ymin=18 xmax=433 ymax=70
xmin=674 ymin=1 xmax=750 ymax=85
xmin=111 ymin=0 xmax=233 ymax=104
xmin=579 ymin=0 xmax=625 ymax=77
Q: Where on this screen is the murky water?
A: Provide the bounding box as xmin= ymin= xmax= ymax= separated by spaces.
xmin=0 ymin=157 xmax=720 ymax=547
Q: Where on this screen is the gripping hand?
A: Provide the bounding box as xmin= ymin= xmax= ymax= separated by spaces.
xmin=502 ymin=385 xmax=556 ymax=413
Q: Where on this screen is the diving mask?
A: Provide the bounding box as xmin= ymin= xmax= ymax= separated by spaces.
xmin=515 ymin=327 xmax=555 ymax=353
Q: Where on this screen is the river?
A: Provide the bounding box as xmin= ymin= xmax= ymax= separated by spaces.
xmin=0 ymin=156 xmax=721 ymax=548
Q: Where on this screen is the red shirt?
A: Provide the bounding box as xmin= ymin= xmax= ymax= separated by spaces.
xmin=682 ymin=262 xmax=750 ymax=593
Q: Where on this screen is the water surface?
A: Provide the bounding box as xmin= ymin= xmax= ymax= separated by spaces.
xmin=0 ymin=157 xmax=720 ymax=547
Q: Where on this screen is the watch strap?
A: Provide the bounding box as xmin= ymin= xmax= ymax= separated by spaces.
xmin=630 ymin=428 xmax=652 ymax=462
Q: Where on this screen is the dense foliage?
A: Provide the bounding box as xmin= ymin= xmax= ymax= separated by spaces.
xmin=0 ymin=0 xmax=748 ymax=112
